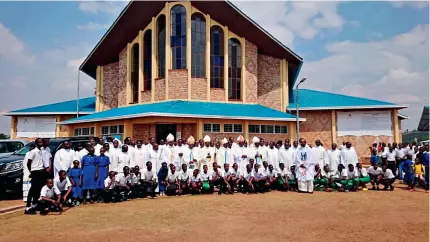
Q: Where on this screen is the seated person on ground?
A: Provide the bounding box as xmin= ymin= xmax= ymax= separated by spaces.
xmin=367 ymin=163 xmax=383 ymax=190
xmin=252 ymin=163 xmax=267 ymax=193
xmin=332 ymin=164 xmax=348 ymax=191
xmin=356 ymin=163 xmax=370 ymax=191
xmin=115 ymin=166 xmax=132 ymax=200
xmin=276 ymin=163 xmax=290 ymax=191
xmin=230 ymin=163 xmax=241 ymax=192
xmin=221 ymin=163 xmax=233 ymax=194
xmin=315 ymin=164 xmax=331 ymax=191
xmin=178 ymin=164 xmax=190 ymax=195
xmin=38 ymin=178 xmax=62 ymax=215
xmin=288 ymin=165 xmax=297 ymax=191
xmin=241 ymin=164 xmax=255 ymax=194
xmin=381 ymin=165 xmax=395 ymax=191
xmin=211 ymin=162 xmax=229 ymax=195
xmin=130 ymin=165 xmax=144 ymax=198
xmin=166 ymin=165 xmax=180 ymax=196
xmin=200 ymin=165 xmax=212 ymax=193
xmin=189 ymin=169 xmax=202 ymax=194
xmin=142 ymin=162 xmax=158 ymax=198
xmin=414 ymin=158 xmax=429 ymax=192
xmin=103 ymin=171 xmax=119 ymax=203
xmin=345 ymin=164 xmax=359 ymax=192
xmin=53 ymin=170 xmax=73 ymax=206
xmin=266 ymin=164 xmax=278 ymax=190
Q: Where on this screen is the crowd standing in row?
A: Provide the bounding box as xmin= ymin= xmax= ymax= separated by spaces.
xmin=23 ymin=135 xmax=429 ymax=215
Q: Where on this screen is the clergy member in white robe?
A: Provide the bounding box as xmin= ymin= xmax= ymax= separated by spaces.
xmin=248 ymin=137 xmax=265 ymax=165
xmin=231 ymin=135 xmax=249 ymax=174
xmin=133 ymin=140 xmax=149 ymax=172
xmin=327 ymin=143 xmax=341 ymax=172
xmin=216 ymin=138 xmax=233 ymax=166
xmin=116 ymin=145 xmax=132 ymax=173
xmin=148 ymin=144 xmax=163 ymax=173
xmin=162 ymin=133 xmax=177 ymax=168
xmin=340 ymin=142 xmax=359 ymax=167
xmin=278 ymin=143 xmax=293 ymax=170
xmin=312 ymin=140 xmax=329 ymax=169
xmin=183 ymin=136 xmax=200 ymax=173
xmin=198 ymin=135 xmax=215 ymax=171
xmin=294 ymin=138 xmax=315 ymax=193
xmin=267 ymin=143 xmax=279 ymax=170
xmin=53 ymin=141 xmax=75 ymax=178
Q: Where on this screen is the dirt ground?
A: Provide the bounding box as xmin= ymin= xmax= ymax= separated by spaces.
xmin=0 ymin=184 xmax=428 ymax=242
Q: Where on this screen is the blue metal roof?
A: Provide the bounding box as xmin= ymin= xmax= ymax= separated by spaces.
xmin=288 ymin=89 xmax=406 ymax=110
xmin=62 ymin=100 xmax=301 ymax=124
xmin=6 ymin=97 xmax=95 ymax=115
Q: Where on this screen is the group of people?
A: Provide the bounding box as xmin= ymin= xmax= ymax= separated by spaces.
xmin=23 ymin=134 xmax=429 ymax=215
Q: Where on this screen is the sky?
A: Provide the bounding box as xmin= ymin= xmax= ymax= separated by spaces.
xmin=0 ymin=1 xmax=428 ymax=134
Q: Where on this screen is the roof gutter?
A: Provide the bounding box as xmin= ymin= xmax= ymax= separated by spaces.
xmin=78 ymin=0 xmax=134 ymax=79
xmin=286 ymin=104 xmax=408 ymax=111
xmin=4 ymin=112 xmax=94 ymax=116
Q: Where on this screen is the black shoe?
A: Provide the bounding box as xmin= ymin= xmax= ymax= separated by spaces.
xmin=24 ymin=209 xmax=36 ymax=215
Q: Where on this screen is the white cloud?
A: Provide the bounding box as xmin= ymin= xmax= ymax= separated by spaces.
xmin=78 ymin=1 xmax=127 ymax=16
xmin=300 ymin=24 xmax=429 ymax=130
xmin=0 ymin=23 xmax=35 ymax=65
xmin=390 ymin=1 xmax=429 ymax=9
xmin=77 ymin=22 xmax=109 ymax=30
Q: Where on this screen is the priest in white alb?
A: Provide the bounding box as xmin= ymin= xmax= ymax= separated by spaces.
xmin=162 ymin=133 xmax=177 ymax=168
xmin=327 ymin=143 xmax=341 ymax=172
xmin=249 ymin=136 xmax=265 ymax=165
xmin=278 ymin=142 xmax=293 ymax=170
xmin=198 ymin=135 xmax=215 ymax=171
xmin=184 ymin=136 xmax=200 ymax=174
xmin=340 ymin=142 xmax=359 ymax=167
xmin=312 ymin=139 xmax=329 ymax=168
xmin=231 ymin=135 xmax=249 ymax=174
xmin=116 ymin=145 xmax=132 ymax=174
xmin=267 ymin=142 xmax=279 ymax=170
xmin=133 ymin=140 xmax=149 ymax=172
xmin=149 ymin=143 xmax=163 ymax=172
xmin=293 ymin=138 xmax=315 ymax=194
xmin=53 ymin=141 xmax=75 ymax=178
xmin=216 ymin=138 xmax=233 ymax=166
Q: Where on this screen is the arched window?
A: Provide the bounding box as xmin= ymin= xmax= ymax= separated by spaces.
xmin=228 ymin=38 xmax=241 ymax=100
xmin=191 ymin=13 xmax=206 ymax=77
xmin=131 ymin=43 xmax=139 ymax=103
xmin=157 ymin=15 xmax=166 ymax=78
xmin=170 ymin=5 xmax=187 ymax=69
xmin=143 ymin=30 xmax=152 ymax=90
xmin=210 ymin=26 xmax=224 ymax=88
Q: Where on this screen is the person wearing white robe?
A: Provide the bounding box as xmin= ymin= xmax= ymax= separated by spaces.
xmin=123 ymin=137 xmax=135 ymax=158
xmin=174 ymin=139 xmax=187 ymax=159
xmin=183 ymin=136 xmax=200 ymax=173
xmin=312 ymin=140 xmax=329 ymax=169
xmin=266 ymin=142 xmax=279 ymax=170
xmin=293 ymin=138 xmax=315 ymax=193
xmin=231 ymin=135 xmax=249 ymax=174
xmin=133 ymin=140 xmax=149 ymax=172
xmin=162 ymin=134 xmax=177 ymax=168
xmin=248 ymin=137 xmax=266 ymax=165
xmin=278 ymin=143 xmax=293 ymax=170
xmin=198 ymin=135 xmax=215 ymax=171
xmin=327 ymin=143 xmax=341 ymax=172
xmin=53 ymin=141 xmax=75 ymax=178
xmin=289 ymin=141 xmax=298 ymax=154
xmin=148 ymin=144 xmax=163 ymax=173
xmin=108 ymin=140 xmax=121 ymax=172
xmin=340 ymin=142 xmax=359 ymax=167
xmin=75 ymin=144 xmax=89 ymax=163
xmin=216 ymin=138 xmax=234 ymax=166
xmin=116 ymin=145 xmax=132 ymax=174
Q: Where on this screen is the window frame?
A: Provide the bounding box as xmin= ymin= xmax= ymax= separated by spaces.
xmin=223 ymin=124 xmax=243 ymax=133
xmin=191 ymin=13 xmax=206 ymax=78
xmin=210 ymin=26 xmax=224 ymax=88
xmin=157 ymin=15 xmax=166 ymax=78
xmin=170 ymin=5 xmax=187 ymax=70
xmin=74 ymin=127 xmax=95 ymax=137
xmin=203 ymin=123 xmax=221 ymax=133
xmin=101 ymin=125 xmax=125 ymax=135
xmin=143 ymin=30 xmax=152 ymax=91
xmin=248 ymin=125 xmax=287 ymax=134
xmin=228 ymin=38 xmax=241 ymax=100
xmin=131 ymin=43 xmax=139 ymax=103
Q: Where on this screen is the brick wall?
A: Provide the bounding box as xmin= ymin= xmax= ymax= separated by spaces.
xmin=118 ymin=47 xmax=127 ymax=106
xmin=102 ymin=62 xmax=119 ymax=110
xmin=299 ymin=111 xmax=333 ymax=149
xmin=337 ymin=135 xmax=393 ymax=162
xmin=245 ymin=40 xmax=258 ymax=103
xmin=140 ymin=91 xmax=151 ymax=103
xmin=155 ymin=78 xmax=166 ymax=101
xmin=181 ymin=123 xmax=197 ymax=141
xmin=249 ymin=133 xmax=288 ymax=142
xmin=132 ymin=124 xmax=156 ymax=140
xmin=203 ymin=132 xmax=243 ymax=143
xmin=168 ymin=69 xmax=188 ymax=100
xmin=257 ymin=54 xmax=281 ymax=111
xmin=210 ymin=88 xmax=225 ymax=102
xmin=191 ymin=78 xmax=207 ymax=100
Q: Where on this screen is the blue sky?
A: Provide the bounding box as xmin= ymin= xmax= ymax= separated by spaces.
xmin=0 ymin=1 xmax=428 ymax=133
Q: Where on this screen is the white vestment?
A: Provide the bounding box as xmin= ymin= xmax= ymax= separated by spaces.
xmin=198 ymin=146 xmax=215 ymax=171
xmin=184 ymin=147 xmax=200 ymax=171
xmin=216 ymin=147 xmax=234 ymax=166
xmin=340 ymin=148 xmax=359 ymax=167
xmin=133 ymin=147 xmax=149 ymax=172
xmin=231 ymin=145 xmax=249 ymax=174
xmin=94 ymin=144 xmax=103 ymax=156
xmin=148 ymin=149 xmax=163 ymax=173
xmin=267 ymin=148 xmax=279 ymax=170
xmin=327 ymin=149 xmax=341 ymax=172
xmin=278 ymin=145 xmax=294 ymax=169
xmin=312 ymin=145 xmax=329 ymax=168
xmin=53 ymin=148 xmax=75 ymax=178
xmin=116 ymin=152 xmax=132 ymax=173
xmin=294 ymin=146 xmax=315 ymax=193
xmin=162 ymin=145 xmax=177 ymax=167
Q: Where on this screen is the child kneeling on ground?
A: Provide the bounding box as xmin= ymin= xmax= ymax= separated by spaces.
xmin=38 ymin=178 xmax=63 ymax=215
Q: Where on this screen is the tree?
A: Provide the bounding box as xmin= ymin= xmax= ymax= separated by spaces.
xmin=0 ymin=133 xmax=10 ymax=140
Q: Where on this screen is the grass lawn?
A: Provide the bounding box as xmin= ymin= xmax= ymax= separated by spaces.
xmin=0 ymin=183 xmax=428 ymax=242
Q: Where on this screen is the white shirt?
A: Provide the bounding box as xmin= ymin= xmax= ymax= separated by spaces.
xmin=39 ymin=185 xmax=60 ymax=200
xmin=266 ymin=169 xmax=277 ymax=178
xmin=333 ymin=169 xmax=347 ymax=179
xmin=321 ymin=169 xmax=333 ymax=178
xmin=41 ymin=147 xmax=52 ymax=169
xmin=252 ymin=169 xmax=266 ymax=179
xmin=243 ymin=170 xmax=254 ymax=180
xmin=53 ymin=177 xmax=71 ymax=191
xmin=312 ymin=145 xmax=328 ymax=169
xmin=53 ymin=148 xmax=75 ymax=178
xmin=190 ymin=174 xmax=202 ymax=183
xmin=357 ymin=168 xmax=368 ymax=177
xmin=142 ymin=170 xmax=157 ymax=182
xmin=278 ymin=167 xmax=291 ymax=178
xmin=23 ymin=151 xmax=32 ymax=181
xmin=340 ymin=148 xmax=359 ymax=167
xmin=327 ymin=149 xmax=341 ymax=172
xmin=28 ymin=148 xmax=44 ymax=171
xmin=200 ymin=171 xmax=212 ymax=181
xmin=178 ymin=170 xmax=190 ymax=181
xmin=383 ymin=169 xmax=395 ymax=179
xmin=395 ymin=148 xmax=406 ymax=159
xmin=346 ymin=169 xmax=358 ymax=179
xmin=104 ymin=177 xmax=115 ymax=189
xmin=367 ymin=166 xmax=383 ymax=176
xmin=167 ymin=171 xmax=178 ymax=183
xmin=386 ymin=150 xmax=396 ymax=161
xmin=221 ymin=169 xmax=232 ymax=179
xmin=115 ymin=173 xmax=132 ymax=185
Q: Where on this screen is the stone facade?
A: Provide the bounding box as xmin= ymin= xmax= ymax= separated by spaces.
xmin=257 ymin=53 xmax=281 ymax=111
xmin=191 ymin=78 xmax=207 ymax=100
xmin=176 ymin=123 xmax=197 ymax=141
xmin=102 ymin=62 xmax=119 ymax=110
xmin=155 ymin=78 xmax=166 ymax=101
xmin=140 ymin=91 xmax=151 ymax=103
xmin=245 ymin=40 xmax=258 ymax=103
xmin=299 ymin=111 xmax=333 ymax=151
xmin=118 ymin=47 xmax=128 ymax=106
xmin=168 ymin=70 xmax=188 ymax=100
xmin=210 ymin=88 xmax=225 ymax=102
xmin=132 ymin=124 xmax=156 ymax=140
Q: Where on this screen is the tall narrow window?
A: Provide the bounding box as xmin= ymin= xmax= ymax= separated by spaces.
xmin=228 ymin=38 xmax=241 ymax=100
xmin=131 ymin=43 xmax=139 ymax=103
xmin=210 ymin=26 xmax=224 ymax=88
xmin=170 ymin=5 xmax=187 ymax=69
xmin=143 ymin=30 xmax=152 ymax=90
xmin=157 ymin=15 xmax=166 ymax=78
xmin=191 ymin=13 xmax=206 ymax=77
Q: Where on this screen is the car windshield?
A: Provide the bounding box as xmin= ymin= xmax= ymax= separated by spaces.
xmin=13 ymin=141 xmax=61 ymax=156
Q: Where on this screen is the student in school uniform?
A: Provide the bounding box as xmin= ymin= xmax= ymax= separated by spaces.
xmin=414 ymin=158 xmax=429 ymax=192
xmin=332 ymin=164 xmax=348 ymax=191
xmin=142 ymin=161 xmax=158 ymax=198
xmin=102 ymin=171 xmax=118 ymax=203
xmin=38 ymin=178 xmax=62 ymax=215
xmin=345 ymin=164 xmax=359 ymax=192
xmin=241 ymin=164 xmax=255 ymax=194
xmin=220 ymin=163 xmax=233 ymax=194
xmin=313 ymin=164 xmax=324 ymax=191
xmin=276 ymin=163 xmax=290 ymax=191
xmin=25 ymin=138 xmax=46 ymax=215
xmin=81 ymin=147 xmax=98 ymax=203
xmin=67 ymin=160 xmax=82 ymax=206
xmin=178 ymin=163 xmax=190 ymax=195
xmin=200 ymin=165 xmax=212 ymax=193
xmin=211 ymin=162 xmax=228 ymax=195
xmin=53 ymin=170 xmax=73 ymax=206
xmin=380 ymin=165 xmax=395 ymax=191
xmin=266 ymin=164 xmax=278 ymax=190
xmin=22 ymin=143 xmax=36 ymax=203
xmin=96 ymin=148 xmax=110 ymax=201
xmin=130 ymin=165 xmax=144 ymax=198
xmin=189 ymin=169 xmax=202 ymax=194
xmin=356 ymin=163 xmax=370 ymax=191
xmin=157 ymin=162 xmax=169 ymax=197
xmin=252 ymin=163 xmax=267 ymax=193
xmin=229 ymin=163 xmax=241 ymax=192
xmin=166 ymin=165 xmax=180 ymax=196
xmin=319 ymin=165 xmax=333 ymax=191
xmin=367 ymin=163 xmax=383 ymax=190
xmin=288 ymin=165 xmax=298 ymax=191
xmin=115 ymin=166 xmax=132 ymax=200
